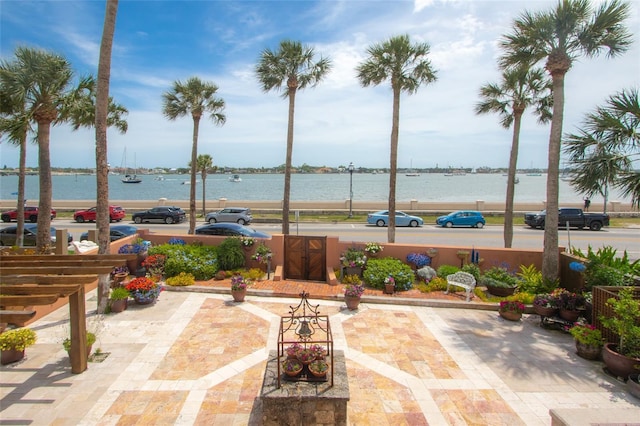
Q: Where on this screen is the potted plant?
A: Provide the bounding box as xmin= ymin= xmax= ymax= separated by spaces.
xmin=230 ymin=274 xmax=252 ymax=302
xmin=109 ymin=287 xmax=130 ymax=313
xmin=364 ymin=242 xmax=383 ymax=257
xmin=282 ymin=358 xmax=303 ymax=377
xmin=285 ymin=343 xmax=302 ymax=359
xmin=110 ymin=265 xmax=129 ymax=286
xmin=384 ymin=275 xmax=395 ymax=294
xmin=628 ymin=368 xmax=640 ymax=400
xmin=251 ymin=243 xmax=272 ymax=266
xmin=118 ymin=238 xmax=150 ymax=275
xmin=340 ymin=247 xmax=367 ymax=278
xmin=296 ymin=348 xmax=315 ymax=365
xmin=240 ymin=236 xmax=255 ymax=250
xmin=569 ymin=323 xmax=604 ymax=360
xmin=600 ymin=288 xmax=640 ymax=380
xmin=0 ymin=327 xmax=37 ymax=365
xmin=309 ymin=344 xmax=327 ymax=360
xmin=533 ymin=293 xmax=559 ymax=317
xmin=552 ymin=288 xmax=586 ymax=322
xmin=62 ymin=331 xmax=96 ymax=357
xmin=125 ymin=276 xmax=161 ymax=305
xmin=498 ymin=300 xmax=524 ymax=321
xmin=308 ymin=359 xmax=329 ymax=378
xmin=141 ymin=254 xmax=166 ymax=280
xmin=481 ymin=266 xmax=519 ymax=296
xmin=344 ymin=277 xmax=364 ymax=311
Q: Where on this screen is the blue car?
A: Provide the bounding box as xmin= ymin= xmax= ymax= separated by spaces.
xmin=436 ymin=210 xmax=486 ymax=228
xmin=195 ymin=223 xmax=270 ymax=238
xmin=367 ymin=210 xmax=424 ymax=227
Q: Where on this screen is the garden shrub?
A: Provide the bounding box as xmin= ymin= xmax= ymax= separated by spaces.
xmin=416 ymin=266 xmax=436 ymax=282
xmin=217 ymin=237 xmax=245 ymax=270
xmin=482 ymin=266 xmax=519 ymax=287
xmin=415 ymin=276 xmax=448 ymax=293
xmin=363 ymin=258 xmax=414 ymax=291
xmin=461 ymin=263 xmax=481 ymax=281
xmin=516 ymin=264 xmax=555 ymax=294
xmin=342 ymin=274 xmax=362 ymax=285
xmin=241 ymin=268 xmax=265 ymax=281
xmin=436 ymin=264 xmax=459 ymax=278
xmin=151 ymin=244 xmax=218 ymax=280
xmin=165 ymin=272 xmax=195 ymax=286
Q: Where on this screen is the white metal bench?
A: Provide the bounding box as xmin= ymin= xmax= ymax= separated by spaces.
xmin=446 ymin=271 xmax=476 ymax=302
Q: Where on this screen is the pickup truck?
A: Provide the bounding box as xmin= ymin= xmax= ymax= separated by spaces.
xmin=524 ymin=208 xmax=609 ymax=231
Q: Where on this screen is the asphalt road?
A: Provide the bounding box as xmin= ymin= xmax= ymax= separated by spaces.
xmin=53 ymin=219 xmax=640 ymax=260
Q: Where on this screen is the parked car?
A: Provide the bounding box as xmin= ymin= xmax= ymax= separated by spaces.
xmin=132 ymin=206 xmax=186 ymax=224
xmin=194 ymin=223 xmax=270 ymax=238
xmin=1 ymin=206 xmax=56 ymax=223
xmin=79 ymin=225 xmax=138 ymax=242
xmin=366 ymin=210 xmax=424 ymax=227
xmin=74 ymin=205 xmax=126 ymax=223
xmin=0 ymin=224 xmax=72 ymax=246
xmin=205 ymin=207 xmax=252 ymax=225
xmin=524 ymin=208 xmax=609 ymax=231
xmin=436 ymin=210 xmax=486 ymax=228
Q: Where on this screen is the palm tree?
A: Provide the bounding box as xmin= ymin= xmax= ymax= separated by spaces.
xmin=500 ymin=0 xmax=632 ymax=281
xmin=475 ymin=66 xmax=552 ymax=248
xmin=162 ymin=77 xmax=225 ymax=234
xmin=255 ymin=40 xmax=331 ymax=235
xmin=0 ymin=47 xmax=77 ymax=252
xmin=196 ymin=154 xmax=214 ymax=216
xmin=563 ymin=87 xmax=639 ymax=211
xmin=356 ymin=34 xmax=437 ymax=243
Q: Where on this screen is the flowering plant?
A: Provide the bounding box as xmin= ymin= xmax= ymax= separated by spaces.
xmin=364 ymin=242 xmax=383 ymax=255
xmin=110 ymin=265 xmax=129 ymax=277
xmin=499 ymin=300 xmax=525 ymax=314
xmin=282 ymin=358 xmax=303 ymax=373
xmin=569 ymin=323 xmax=604 ymax=347
xmin=406 ymin=252 xmax=430 ymax=268
xmin=344 ymin=282 xmax=365 ymax=298
xmin=230 ymin=274 xmax=252 ymax=291
xmin=309 ymin=359 xmax=329 ymax=374
xmin=533 ymin=293 xmax=558 ymax=309
xmin=118 ymin=239 xmax=150 ymax=254
xmin=340 ymin=247 xmax=367 ymax=267
xmin=251 ymin=243 xmax=272 ymax=264
xmin=285 ymin=343 xmax=302 ymax=358
xmin=552 ymin=288 xmax=586 ymax=311
xmin=384 ymin=276 xmax=395 ymax=287
xmin=297 ymin=348 xmax=315 ymax=364
xmin=0 ymin=328 xmax=37 ymax=351
xmin=240 ymin=237 xmax=255 ymax=247
xmin=309 ymin=344 xmax=327 ymax=359
xmin=125 ymin=277 xmax=161 ymax=300
xmin=168 ymin=237 xmax=185 ymax=245
xmin=142 ymin=254 xmax=166 ymax=277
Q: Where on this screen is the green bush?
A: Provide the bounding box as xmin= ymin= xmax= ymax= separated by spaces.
xmin=516 ymin=264 xmax=554 ymax=294
xmin=480 ymin=276 xmax=515 ymax=288
xmin=482 ymin=266 xmax=519 ymax=287
xmin=152 ymin=244 xmax=218 ymax=280
xmin=363 ymin=258 xmax=414 ymax=291
xmin=415 ymin=276 xmax=448 ymax=293
xmin=342 ymin=274 xmax=362 ymax=285
xmin=165 ymin=272 xmax=195 ymax=286
xmin=217 ymin=237 xmax=245 ymax=271
xmin=461 ymin=263 xmax=480 ymax=281
xmin=436 ymin=264 xmax=459 ymax=278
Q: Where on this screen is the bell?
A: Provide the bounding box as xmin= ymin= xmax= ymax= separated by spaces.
xmin=297 ymin=319 xmax=312 ymax=338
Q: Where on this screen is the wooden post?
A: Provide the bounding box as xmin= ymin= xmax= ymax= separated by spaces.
xmin=55 ymin=229 xmax=68 ymax=255
xmin=68 ymin=286 xmax=87 ymax=374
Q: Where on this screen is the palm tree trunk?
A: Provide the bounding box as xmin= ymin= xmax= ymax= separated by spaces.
xmin=387 ymin=87 xmax=400 ymax=243
xmin=95 ymin=0 xmax=119 ymax=313
xmin=282 ymin=89 xmax=296 ymax=235
xmin=542 ymin=72 xmax=565 ymax=281
xmin=16 ymin=134 xmax=27 ymax=246
xmin=201 ymin=172 xmax=207 ymax=217
xmin=504 ymin=110 xmax=523 ymax=248
xmin=36 ymin=120 xmax=53 ymax=253
xmin=189 ymin=116 xmax=200 ymax=234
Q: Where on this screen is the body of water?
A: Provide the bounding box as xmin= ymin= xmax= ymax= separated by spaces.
xmin=0 ymin=172 xmax=630 ymax=205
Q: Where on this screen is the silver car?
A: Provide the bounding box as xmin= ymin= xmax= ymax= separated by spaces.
xmin=205 ymin=207 xmax=252 ymax=225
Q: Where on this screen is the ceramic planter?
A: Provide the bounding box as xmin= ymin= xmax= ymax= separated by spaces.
xmin=499 ymin=311 xmax=522 ymax=321
xmin=602 ymin=343 xmax=640 ymax=380
xmin=486 ymin=284 xmax=516 ymax=297
xmin=559 ymin=309 xmax=580 ymax=322
xmin=1 ymin=349 xmax=25 ymax=365
xmin=345 ymin=296 xmax=361 ymax=311
xmin=628 ymin=374 xmax=640 ymax=400
xmin=384 ymin=284 xmax=395 ymax=294
xmin=231 ymin=289 xmax=246 ymax=302
xmin=575 ymin=341 xmax=601 ymax=360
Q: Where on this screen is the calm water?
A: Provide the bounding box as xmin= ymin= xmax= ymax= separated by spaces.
xmin=0 ymin=172 xmax=629 ymax=204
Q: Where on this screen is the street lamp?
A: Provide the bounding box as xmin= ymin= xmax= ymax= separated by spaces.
xmin=348 ymin=162 xmax=355 ymax=218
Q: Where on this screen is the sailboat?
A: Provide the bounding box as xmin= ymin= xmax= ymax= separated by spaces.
xmin=121 ymin=148 xmax=141 ymax=184
xmin=405 ymin=160 xmax=420 ymax=177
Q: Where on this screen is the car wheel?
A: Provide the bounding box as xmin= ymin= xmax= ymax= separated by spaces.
xmin=75 ymin=216 xmax=85 ymax=223
xmin=540 ymin=222 xmax=545 ymax=229
xmin=376 ymin=219 xmax=385 ymax=227
xmin=165 ymin=216 xmax=174 ymax=224
xmin=590 ymin=222 xmax=602 ymax=231
xmin=476 ymin=222 xmax=484 ymax=229
xmin=409 ymin=220 xmax=418 ymax=227
xmin=109 ymin=217 xmax=114 ymax=223
xmin=1 ymin=214 xmax=10 ymax=222
xmin=208 ymin=218 xmax=217 ymax=224
xmin=134 ymin=217 xmax=142 ymax=224
xmin=445 ymin=221 xmax=453 ymax=228
xmin=237 ymin=219 xmax=246 ymax=225
xmin=29 ymin=215 xmax=37 ymax=223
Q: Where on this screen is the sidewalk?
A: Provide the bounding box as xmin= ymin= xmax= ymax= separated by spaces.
xmin=1 ymin=281 xmax=639 ymax=425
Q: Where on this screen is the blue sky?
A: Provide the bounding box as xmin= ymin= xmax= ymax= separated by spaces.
xmin=1 ymin=0 xmax=638 ymax=171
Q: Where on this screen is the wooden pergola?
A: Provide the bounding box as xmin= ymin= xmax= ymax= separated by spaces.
xmin=0 ymin=254 xmax=135 ymax=373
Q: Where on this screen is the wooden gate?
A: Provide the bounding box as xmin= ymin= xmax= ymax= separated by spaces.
xmin=284 ymin=236 xmax=326 ymax=281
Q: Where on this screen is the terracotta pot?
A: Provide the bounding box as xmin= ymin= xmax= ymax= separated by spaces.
xmin=575 ymin=341 xmax=601 ymax=360
xmin=486 ymin=284 xmax=516 ymax=297
xmin=344 ymin=266 xmax=363 ymax=278
xmin=499 ymin=311 xmax=522 ymax=321
xmin=345 ymin=295 xmax=361 ymax=311
xmin=231 ymin=289 xmax=246 ymax=302
xmin=110 ymin=298 xmax=127 ymax=313
xmin=1 ymin=349 xmax=25 ymax=365
xmin=602 ymin=343 xmax=640 ymax=380
xmin=308 ymin=363 xmax=328 ymax=378
xmin=628 ymin=374 xmax=640 ymax=400
xmin=559 ymin=309 xmax=580 ymax=322
xmin=384 ymin=284 xmax=395 ymax=294
xmin=534 ymin=305 xmax=558 ymax=317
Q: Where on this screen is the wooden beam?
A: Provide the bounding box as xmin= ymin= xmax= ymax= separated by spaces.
xmin=0 ymin=259 xmax=129 ymax=268
xmin=0 ymin=275 xmax=97 ymax=285
xmin=0 ymin=284 xmax=82 ymax=296
xmin=0 ymin=266 xmax=114 ymax=276
xmin=0 ymin=254 xmax=136 ymax=262
xmin=0 ymin=294 xmax=60 ymax=305
xmin=0 ymin=310 xmax=36 ymax=324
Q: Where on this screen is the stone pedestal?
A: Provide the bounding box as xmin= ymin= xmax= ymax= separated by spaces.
xmin=260 ymin=350 xmax=350 ymax=426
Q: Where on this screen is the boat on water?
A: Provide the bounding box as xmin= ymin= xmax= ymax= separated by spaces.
xmin=405 ymin=160 xmax=420 ymax=177
xmin=229 ymin=174 xmax=242 ymax=182
xmin=121 ymin=148 xmax=141 ymax=184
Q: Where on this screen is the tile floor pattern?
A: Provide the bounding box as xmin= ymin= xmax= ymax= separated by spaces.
xmin=1 ymin=286 xmax=639 ymax=425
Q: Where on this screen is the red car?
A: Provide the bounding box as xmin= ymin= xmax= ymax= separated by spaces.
xmin=74 ymin=205 xmax=126 ymax=223
xmin=1 ymin=206 xmax=56 ymax=223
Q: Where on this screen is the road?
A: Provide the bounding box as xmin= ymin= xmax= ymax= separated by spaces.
xmin=56 ymin=220 xmax=640 ymax=260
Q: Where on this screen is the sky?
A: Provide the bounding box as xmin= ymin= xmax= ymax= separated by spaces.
xmin=1 ymin=0 xmax=639 ymax=171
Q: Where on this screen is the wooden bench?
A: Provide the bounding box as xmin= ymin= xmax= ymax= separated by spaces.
xmin=446 ymin=271 xmax=476 ymax=302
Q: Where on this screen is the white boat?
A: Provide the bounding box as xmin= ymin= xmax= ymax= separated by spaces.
xmin=229 ymin=174 xmax=242 ymax=182
xmin=121 ymin=148 xmax=141 ymax=184
xmin=405 ymin=160 xmax=420 ymax=177
xmin=154 ymin=175 xmax=165 ymax=181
